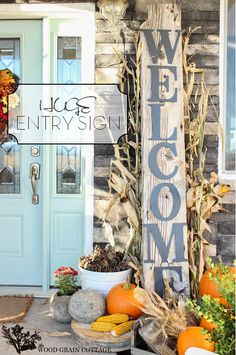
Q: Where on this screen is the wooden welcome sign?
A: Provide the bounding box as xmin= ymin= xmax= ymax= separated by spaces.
xmin=141 ymin=4 xmax=189 ymax=296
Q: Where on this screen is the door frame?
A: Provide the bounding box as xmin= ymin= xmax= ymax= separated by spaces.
xmin=0 ymin=4 xmax=95 ymax=291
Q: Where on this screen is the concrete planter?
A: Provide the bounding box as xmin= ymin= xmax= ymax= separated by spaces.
xmin=79 ymin=266 xmax=132 ymax=296
xmin=50 ymin=292 xmax=72 ymax=323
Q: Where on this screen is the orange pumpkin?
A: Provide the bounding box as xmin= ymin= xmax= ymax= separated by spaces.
xmin=199 ymin=267 xmax=235 ymax=307
xmin=106 ymin=278 xmax=143 ymax=319
xmin=200 ymin=317 xmax=217 ymax=331
xmin=177 ymin=326 xmax=215 ymax=355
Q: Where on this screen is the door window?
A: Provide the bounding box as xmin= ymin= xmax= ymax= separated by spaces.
xmin=0 ymin=38 xmax=20 ymax=76
xmin=57 ymin=36 xmax=81 ymax=83
xmin=56 ymin=36 xmax=82 ymax=195
xmin=0 ymin=38 xmax=21 ymax=194
xmin=0 ymin=137 xmax=20 ymax=194
xmin=56 ymin=145 xmax=81 ymax=194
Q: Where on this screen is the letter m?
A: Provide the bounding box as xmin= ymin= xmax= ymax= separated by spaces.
xmin=144 ymin=223 xmax=187 ymax=263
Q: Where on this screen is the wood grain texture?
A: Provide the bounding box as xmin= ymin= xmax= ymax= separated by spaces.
xmin=141 ymin=3 xmax=189 ymax=294
xmin=71 ymin=320 xmax=131 ymax=352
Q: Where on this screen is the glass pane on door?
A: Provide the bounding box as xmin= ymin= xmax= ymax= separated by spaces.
xmin=0 ymin=38 xmax=21 ymax=194
xmin=57 ymin=36 xmax=81 ymax=83
xmin=0 ymin=136 xmax=20 ymax=193
xmin=56 ymin=145 xmax=81 ymax=194
xmin=0 ymin=38 xmax=20 ymax=75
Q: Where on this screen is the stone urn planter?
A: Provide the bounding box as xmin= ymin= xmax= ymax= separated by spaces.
xmin=69 ymin=289 xmax=105 ymax=323
xmin=50 ymin=292 xmax=72 ymax=323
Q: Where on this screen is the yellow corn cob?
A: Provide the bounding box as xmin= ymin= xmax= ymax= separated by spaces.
xmin=96 ymin=314 xmax=129 ymax=324
xmin=91 ymin=322 xmax=116 ymax=332
xmin=111 ymin=320 xmax=135 ymax=336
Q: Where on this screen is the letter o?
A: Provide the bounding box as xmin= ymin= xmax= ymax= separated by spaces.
xmin=150 ymin=182 xmax=180 ymax=221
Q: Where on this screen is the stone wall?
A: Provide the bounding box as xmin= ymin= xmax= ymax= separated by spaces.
xmin=94 ymin=0 xmax=235 ymax=263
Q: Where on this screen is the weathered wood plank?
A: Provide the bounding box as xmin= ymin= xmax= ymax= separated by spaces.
xmin=182 ymin=11 xmax=219 ymax=21
xmin=96 ymin=54 xmax=119 ymax=68
xmin=189 ymin=34 xmax=219 ymax=44
xmin=135 ymin=0 xmax=220 ymax=20
xmin=182 ymin=21 xmax=219 ymax=34
xmin=96 ymin=31 xmax=136 ymax=44
xmin=96 ymin=43 xmax=135 ymax=55
xmin=189 ymin=54 xmax=219 ymax=68
xmin=96 ymin=19 xmax=142 ymax=32
xmin=141 ymin=3 xmax=189 ymax=295
xmin=95 ymin=68 xmax=119 ymax=83
xmin=186 ymin=44 xmax=219 ymax=56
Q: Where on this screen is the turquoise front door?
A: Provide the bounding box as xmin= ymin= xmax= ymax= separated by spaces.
xmin=0 ymin=19 xmax=90 ymax=287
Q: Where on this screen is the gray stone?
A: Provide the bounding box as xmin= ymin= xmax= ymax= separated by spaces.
xmin=217 ymin=234 xmax=236 ymax=258
xmin=218 ymin=221 xmax=236 ymax=235
xmin=49 ymin=292 xmax=72 ymax=323
xmin=68 ymin=289 xmax=105 ymax=323
xmin=135 ymin=0 xmax=220 ymax=18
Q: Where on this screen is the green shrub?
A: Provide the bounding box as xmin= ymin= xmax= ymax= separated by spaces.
xmin=187 ymin=259 xmax=235 ymax=355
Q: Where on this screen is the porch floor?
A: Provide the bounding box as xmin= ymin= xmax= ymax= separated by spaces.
xmin=0 ymin=286 xmax=56 ymax=298
xmin=0 ymin=298 xmax=113 ymax=354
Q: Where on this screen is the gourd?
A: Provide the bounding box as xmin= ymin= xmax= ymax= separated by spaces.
xmin=91 ymin=322 xmax=116 ymax=332
xmin=177 ymin=327 xmax=215 ymax=355
xmin=199 ymin=267 xmax=235 ymax=307
xmin=68 ymin=289 xmax=105 ymax=323
xmin=111 ymin=320 xmax=134 ymax=336
xmin=200 ymin=318 xmax=217 ymax=331
xmin=106 ymin=278 xmax=143 ymax=319
xmin=96 ymin=314 xmax=129 ymax=324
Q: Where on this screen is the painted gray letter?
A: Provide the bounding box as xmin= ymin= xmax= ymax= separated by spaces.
xmin=149 ymin=142 xmax=178 ymax=179
xmin=144 ymin=223 xmax=187 ymax=263
xmin=154 ymin=266 xmax=183 ymax=296
xmin=150 ymin=183 xmax=180 ymax=221
xmin=148 ymin=65 xmax=177 ymax=102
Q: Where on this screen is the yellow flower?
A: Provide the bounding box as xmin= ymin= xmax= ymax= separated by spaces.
xmin=9 ymin=93 xmax=20 ymax=109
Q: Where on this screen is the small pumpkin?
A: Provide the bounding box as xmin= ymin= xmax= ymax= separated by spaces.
xmin=177 ymin=326 xmax=215 ymax=355
xmin=200 ymin=318 xmax=217 ymax=331
xmin=106 ymin=278 xmax=143 ymax=319
xmin=199 ymin=267 xmax=235 ymax=307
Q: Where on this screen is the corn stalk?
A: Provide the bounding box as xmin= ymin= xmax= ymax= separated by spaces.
xmin=183 ymin=29 xmax=230 ymax=298
xmin=102 ymin=34 xmax=144 ymax=285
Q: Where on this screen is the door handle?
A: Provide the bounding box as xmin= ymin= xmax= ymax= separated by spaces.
xmin=30 ymin=163 xmax=40 ymax=205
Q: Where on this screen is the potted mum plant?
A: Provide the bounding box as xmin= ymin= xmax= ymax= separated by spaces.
xmin=50 ymin=266 xmax=78 ymax=323
xmin=79 ymin=244 xmax=132 ymax=296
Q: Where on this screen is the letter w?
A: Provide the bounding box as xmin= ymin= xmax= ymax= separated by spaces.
xmin=142 ymin=29 xmax=181 ymax=64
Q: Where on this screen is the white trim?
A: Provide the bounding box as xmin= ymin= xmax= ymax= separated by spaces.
xmin=219 ymin=0 xmax=236 ymax=182
xmin=0 ymin=4 xmax=95 ymax=19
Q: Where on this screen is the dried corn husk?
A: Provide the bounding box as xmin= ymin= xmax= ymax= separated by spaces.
xmin=183 ymin=28 xmax=230 ymax=297
xmin=134 ymin=287 xmax=194 ymax=354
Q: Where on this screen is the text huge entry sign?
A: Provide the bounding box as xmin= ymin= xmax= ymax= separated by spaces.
xmin=141 ymin=4 xmax=189 ymax=296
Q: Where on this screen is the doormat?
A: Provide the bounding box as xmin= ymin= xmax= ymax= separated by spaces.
xmin=0 ymin=295 xmax=33 ymax=324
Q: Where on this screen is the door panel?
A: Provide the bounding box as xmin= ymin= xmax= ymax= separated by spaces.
xmin=49 ymin=145 xmax=84 ymax=284
xmin=0 ymin=21 xmax=43 ymax=285
xmin=0 ymin=19 xmax=87 ymax=287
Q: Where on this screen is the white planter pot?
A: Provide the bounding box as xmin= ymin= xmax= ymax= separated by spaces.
xmin=79 ymin=267 xmax=132 ymax=296
xmin=185 ymin=348 xmax=218 ymax=355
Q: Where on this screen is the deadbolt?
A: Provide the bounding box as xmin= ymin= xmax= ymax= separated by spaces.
xmin=31 ymin=146 xmax=40 ymax=157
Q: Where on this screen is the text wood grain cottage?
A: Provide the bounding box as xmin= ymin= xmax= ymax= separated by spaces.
xmin=141 ymin=4 xmax=189 ymax=295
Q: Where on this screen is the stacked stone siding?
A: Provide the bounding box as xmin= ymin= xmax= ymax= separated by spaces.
xmin=94 ymin=0 xmax=235 ymax=263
